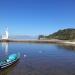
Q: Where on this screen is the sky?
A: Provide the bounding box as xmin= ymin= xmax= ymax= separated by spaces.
xmin=0 ymin=0 xmax=75 ymax=35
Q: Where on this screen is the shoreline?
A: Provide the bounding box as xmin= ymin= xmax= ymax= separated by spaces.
xmin=63 ymin=41 xmax=75 ymax=45
xmin=0 ymin=39 xmax=75 ymax=45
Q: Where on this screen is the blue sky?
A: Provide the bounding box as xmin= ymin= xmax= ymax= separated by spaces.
xmin=0 ymin=0 xmax=75 ymax=35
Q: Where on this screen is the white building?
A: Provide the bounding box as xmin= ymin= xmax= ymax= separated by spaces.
xmin=2 ymin=28 xmax=9 ymax=40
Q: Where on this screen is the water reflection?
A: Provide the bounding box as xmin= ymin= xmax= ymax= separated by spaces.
xmin=1 ymin=43 xmax=75 ymax=75
xmin=2 ymin=42 xmax=8 ymax=55
xmin=0 ymin=43 xmax=20 ymax=75
xmin=57 ymin=44 xmax=75 ymax=51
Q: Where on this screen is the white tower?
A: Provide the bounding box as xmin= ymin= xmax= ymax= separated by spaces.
xmin=2 ymin=27 xmax=9 ymax=40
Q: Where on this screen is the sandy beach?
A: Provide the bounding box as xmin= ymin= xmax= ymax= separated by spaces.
xmin=0 ymin=39 xmax=75 ymax=45
xmin=63 ymin=41 xmax=75 ymax=45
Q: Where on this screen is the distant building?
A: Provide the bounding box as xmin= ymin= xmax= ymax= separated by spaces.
xmin=2 ymin=27 xmax=9 ymax=40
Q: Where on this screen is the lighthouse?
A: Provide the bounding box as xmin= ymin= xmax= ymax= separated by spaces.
xmin=2 ymin=27 xmax=9 ymax=40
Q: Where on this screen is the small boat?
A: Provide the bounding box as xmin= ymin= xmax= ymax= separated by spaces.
xmin=0 ymin=53 xmax=20 ymax=70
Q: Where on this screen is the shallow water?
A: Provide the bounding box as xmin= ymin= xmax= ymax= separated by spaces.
xmin=0 ymin=42 xmax=75 ymax=75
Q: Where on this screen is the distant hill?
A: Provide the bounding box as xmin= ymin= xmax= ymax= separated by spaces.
xmin=39 ymin=28 xmax=75 ymax=40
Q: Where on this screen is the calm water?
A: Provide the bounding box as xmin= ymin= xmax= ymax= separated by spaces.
xmin=0 ymin=43 xmax=75 ymax=75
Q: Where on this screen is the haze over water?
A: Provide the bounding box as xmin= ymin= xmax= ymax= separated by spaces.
xmin=0 ymin=43 xmax=75 ymax=75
